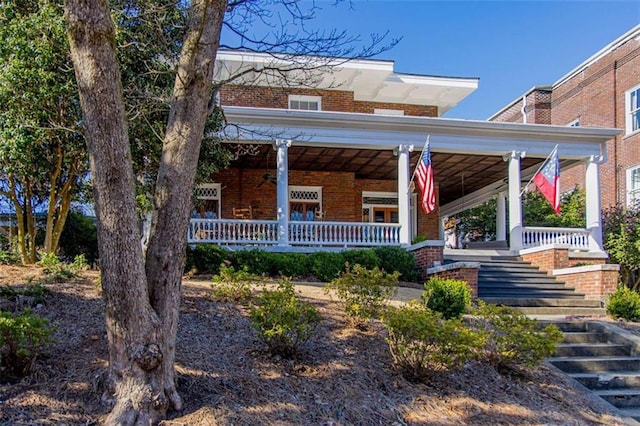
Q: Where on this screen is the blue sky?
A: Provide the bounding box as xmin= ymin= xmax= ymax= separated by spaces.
xmin=232 ymin=0 xmax=640 ymax=120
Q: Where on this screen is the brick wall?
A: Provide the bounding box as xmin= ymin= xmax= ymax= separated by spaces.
xmin=211 ymin=167 xmax=440 ymax=239
xmin=428 ymin=268 xmax=478 ymax=298
xmin=553 ymin=267 xmax=619 ymax=300
xmin=220 ymin=85 xmax=438 ymax=117
xmin=412 ymin=245 xmax=444 ymax=277
xmin=492 ymin=37 xmax=640 ymax=208
xmin=521 ymin=246 xmax=570 ymax=273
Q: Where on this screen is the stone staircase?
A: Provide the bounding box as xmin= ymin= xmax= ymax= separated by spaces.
xmin=444 ymin=252 xmax=605 ymax=315
xmin=547 ymin=320 xmax=640 ymax=424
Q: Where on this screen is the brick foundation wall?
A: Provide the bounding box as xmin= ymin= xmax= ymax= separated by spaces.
xmin=553 ymin=267 xmax=619 ymax=300
xmin=521 ymin=246 xmax=570 ymax=273
xmin=428 ymin=268 xmax=478 ymax=298
xmin=411 ymin=244 xmax=444 ymax=279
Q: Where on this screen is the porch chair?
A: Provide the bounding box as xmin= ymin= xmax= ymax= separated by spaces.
xmin=232 ymin=206 xmax=252 ymax=219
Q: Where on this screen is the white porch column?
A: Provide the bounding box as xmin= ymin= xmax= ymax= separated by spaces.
xmin=586 ymin=155 xmax=604 ymax=252
xmin=397 ymin=144 xmax=414 ymax=245
xmin=505 ymin=151 xmax=525 ymax=251
xmin=496 ymin=191 xmax=507 ymax=241
xmin=275 ymin=139 xmax=292 ymax=246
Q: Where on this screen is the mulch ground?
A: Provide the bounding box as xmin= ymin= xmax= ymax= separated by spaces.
xmin=0 ymin=265 xmax=626 ymax=425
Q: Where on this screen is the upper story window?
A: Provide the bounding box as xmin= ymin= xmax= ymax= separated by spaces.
xmin=374 ymin=108 xmax=405 ymax=116
xmin=627 ymin=166 xmax=640 ymax=206
xmin=288 ymin=95 xmax=321 ymax=111
xmin=626 ymin=85 xmax=640 ymax=136
xmin=567 ymin=118 xmax=580 ymax=127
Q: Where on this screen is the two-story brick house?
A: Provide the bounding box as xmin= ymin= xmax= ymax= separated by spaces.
xmin=489 ymin=24 xmax=640 ymax=208
xmin=188 ymin=49 xmax=618 ymax=258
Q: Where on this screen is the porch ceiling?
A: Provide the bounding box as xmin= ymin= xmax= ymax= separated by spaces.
xmin=227 ymin=144 xmax=548 ymax=206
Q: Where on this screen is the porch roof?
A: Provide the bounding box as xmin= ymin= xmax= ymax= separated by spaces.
xmin=222 ymin=106 xmax=621 ymax=210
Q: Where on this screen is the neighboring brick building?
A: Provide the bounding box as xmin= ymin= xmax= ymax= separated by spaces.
xmin=489 ymin=24 xmax=640 ymax=208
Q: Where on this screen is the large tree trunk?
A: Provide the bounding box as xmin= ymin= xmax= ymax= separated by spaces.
xmin=144 ymin=0 xmax=228 ymax=412
xmin=65 ymin=0 xmax=228 ymax=423
xmin=65 ymin=1 xmax=164 ymax=424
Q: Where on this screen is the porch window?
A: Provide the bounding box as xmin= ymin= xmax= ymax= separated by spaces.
xmin=626 ymin=85 xmax=640 ymax=135
xmin=194 ymin=183 xmax=221 ymax=219
xmin=627 ymin=165 xmax=640 ymax=206
xmin=362 ymin=191 xmax=417 ymax=237
xmin=288 ymin=95 xmax=321 ymax=111
xmin=289 ymin=185 xmax=322 ymax=220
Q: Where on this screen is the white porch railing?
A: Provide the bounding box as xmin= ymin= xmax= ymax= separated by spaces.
xmin=188 ymin=219 xmax=279 ymax=245
xmin=289 ymin=221 xmax=401 ymax=246
xmin=522 ymin=226 xmax=590 ymax=251
xmin=188 ymin=219 xmax=402 ymax=247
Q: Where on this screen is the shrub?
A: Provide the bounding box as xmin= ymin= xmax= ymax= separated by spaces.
xmin=0 ymin=281 xmax=48 ymax=306
xmin=471 ymin=302 xmax=563 ymax=371
xmin=0 ymin=310 xmax=53 ymax=378
xmin=230 ymin=249 xmax=275 ymax=276
xmin=422 ymin=277 xmax=471 ymax=320
xmin=211 ymin=265 xmax=261 ymax=303
xmin=607 ymin=285 xmax=640 ymax=321
xmin=342 ymin=249 xmax=380 ymax=270
xmin=308 ymin=251 xmax=345 ymax=282
xmin=250 ymin=278 xmax=320 ymax=358
xmin=383 ymin=303 xmax=485 ymax=382
xmin=326 ymin=264 xmax=399 ymax=327
xmin=373 ymin=246 xmax=419 ymax=282
xmin=271 ymin=252 xmax=310 ymax=278
xmin=189 ymin=244 xmax=229 ymax=274
xmin=37 ymin=253 xmax=88 ymax=281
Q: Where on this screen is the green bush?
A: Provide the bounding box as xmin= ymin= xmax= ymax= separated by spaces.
xmin=230 ymin=249 xmax=275 ymax=276
xmin=58 ymin=210 xmax=98 ymax=266
xmin=211 ymin=265 xmax=261 ymax=303
xmin=0 ymin=310 xmax=53 ymax=378
xmin=342 ymin=249 xmax=380 ymax=270
xmin=250 ymin=278 xmax=320 ymax=358
xmin=326 ymin=264 xmax=399 ymax=327
xmin=383 ymin=303 xmax=485 ymax=382
xmin=37 ymin=253 xmax=88 ymax=281
xmin=308 ymin=251 xmax=345 ymax=282
xmin=471 ymin=302 xmax=563 ymax=371
xmin=271 ymin=252 xmax=310 ymax=278
xmin=373 ymin=246 xmax=418 ymax=282
xmin=607 ymin=285 xmax=640 ymax=321
xmin=0 ymin=281 xmax=48 ymax=306
xmin=188 ymin=244 xmax=229 ymax=274
xmin=422 ymin=277 xmax=471 ymax=320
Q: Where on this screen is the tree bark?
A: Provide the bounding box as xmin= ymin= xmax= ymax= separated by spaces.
xmin=145 ymin=0 xmax=228 ymax=412
xmin=65 ymin=0 xmax=228 ymax=423
xmin=65 ymin=1 xmax=164 ymax=424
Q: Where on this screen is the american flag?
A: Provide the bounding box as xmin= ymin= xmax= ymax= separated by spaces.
xmin=415 ymin=140 xmax=436 ymax=214
xmin=532 ymin=147 xmax=561 ymax=215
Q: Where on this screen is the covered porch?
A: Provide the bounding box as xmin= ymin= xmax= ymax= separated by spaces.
xmin=188 ymin=106 xmax=619 ymax=253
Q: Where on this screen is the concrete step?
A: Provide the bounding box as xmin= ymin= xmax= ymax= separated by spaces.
xmin=569 ymin=372 xmax=640 ymax=390
xmin=479 ymin=268 xmax=552 ymax=276
xmin=556 ymin=343 xmax=632 ymax=357
xmin=444 ymin=255 xmax=521 ymax=262
xmin=594 ymin=389 xmax=640 ymax=409
xmin=617 ymin=408 xmax=640 ymax=421
xmin=478 ymin=290 xmax=585 ymax=299
xmin=483 ymin=299 xmax=601 ymax=308
xmin=479 ymin=281 xmax=574 ymax=289
xmin=549 ymin=356 xmax=640 ymax=373
xmin=476 ymin=261 xmax=533 ymax=268
xmin=562 ymin=332 xmax=609 ymax=344
xmin=540 ymin=320 xmax=589 ymax=332
xmin=507 ymin=306 xmax=607 ymax=316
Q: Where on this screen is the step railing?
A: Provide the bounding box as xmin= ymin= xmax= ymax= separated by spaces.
xmin=522 ymin=226 xmax=590 ymax=251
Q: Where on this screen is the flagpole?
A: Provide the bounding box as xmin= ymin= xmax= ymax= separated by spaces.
xmin=408 ymin=135 xmax=430 ymax=191
xmin=520 ymin=144 xmax=558 ymax=197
